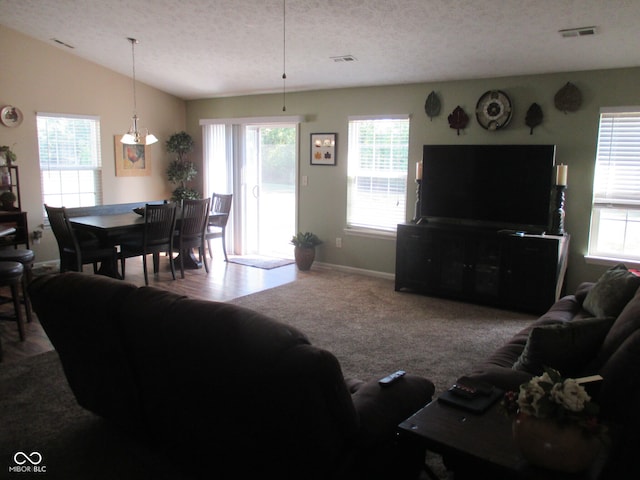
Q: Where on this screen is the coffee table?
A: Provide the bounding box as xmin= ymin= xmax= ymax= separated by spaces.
xmin=398 ymin=398 xmax=604 ymax=479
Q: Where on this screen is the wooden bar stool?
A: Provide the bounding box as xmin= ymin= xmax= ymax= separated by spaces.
xmin=0 ymin=261 xmax=26 ymax=342
xmin=0 ymin=248 xmax=34 ymax=323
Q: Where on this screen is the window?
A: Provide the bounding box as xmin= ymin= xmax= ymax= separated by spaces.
xmin=347 ymin=115 xmax=410 ymax=232
xmin=588 ymin=107 xmax=640 ymax=261
xmin=37 ymin=113 xmax=102 ymax=210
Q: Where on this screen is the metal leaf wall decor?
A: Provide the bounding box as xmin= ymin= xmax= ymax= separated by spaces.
xmin=525 ymin=103 xmax=543 ymax=135
xmin=448 ymin=106 xmax=468 ymax=135
xmin=554 ymin=82 xmax=582 ymax=113
xmin=424 ymin=91 xmax=441 ymax=121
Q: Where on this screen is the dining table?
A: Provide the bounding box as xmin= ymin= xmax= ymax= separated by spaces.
xmin=70 ymin=211 xmax=228 ymax=278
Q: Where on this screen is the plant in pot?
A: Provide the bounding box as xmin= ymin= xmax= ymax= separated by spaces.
xmin=0 ymin=146 xmax=17 ymax=166
xmin=0 ymin=190 xmax=16 ymax=210
xmin=166 ymin=131 xmax=200 ymax=201
xmin=290 ymin=232 xmax=322 ymax=271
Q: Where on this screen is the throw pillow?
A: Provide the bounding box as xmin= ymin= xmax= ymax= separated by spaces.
xmin=583 ymin=264 xmax=640 ymax=318
xmin=513 ymin=316 xmax=616 ymax=377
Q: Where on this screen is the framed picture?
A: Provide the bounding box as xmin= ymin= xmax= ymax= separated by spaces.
xmin=114 ymin=135 xmax=151 ymax=176
xmin=310 ymin=133 xmax=337 ymax=166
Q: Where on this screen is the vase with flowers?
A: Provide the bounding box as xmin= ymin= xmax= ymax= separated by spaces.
xmin=502 ymin=367 xmax=607 ymax=473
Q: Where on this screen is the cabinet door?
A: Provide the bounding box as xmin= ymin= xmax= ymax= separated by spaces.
xmin=439 ymin=234 xmax=466 ymax=293
xmin=395 ymin=226 xmax=439 ymax=291
xmin=502 ymin=237 xmax=559 ymax=313
xmin=471 ymin=238 xmax=501 ymax=298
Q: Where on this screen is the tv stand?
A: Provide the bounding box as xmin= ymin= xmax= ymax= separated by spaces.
xmin=395 ymin=223 xmax=570 ymax=314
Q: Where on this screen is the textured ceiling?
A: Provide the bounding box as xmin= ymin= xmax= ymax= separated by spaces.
xmin=1 ymin=0 xmax=640 ymax=100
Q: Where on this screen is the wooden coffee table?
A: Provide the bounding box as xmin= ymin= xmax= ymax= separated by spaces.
xmin=398 ymin=398 xmax=603 ymax=479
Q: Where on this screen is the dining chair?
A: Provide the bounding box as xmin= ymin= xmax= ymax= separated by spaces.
xmin=173 ymin=198 xmax=210 ymax=278
xmin=119 ymin=202 xmax=177 ymax=285
xmin=205 ymin=193 xmax=232 ymax=262
xmin=44 ymin=204 xmax=118 ymax=274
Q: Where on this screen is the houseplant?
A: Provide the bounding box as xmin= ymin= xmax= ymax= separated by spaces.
xmin=0 ymin=145 xmax=17 ymax=166
xmin=290 ymin=232 xmax=322 ymax=271
xmin=502 ymin=367 xmax=606 ymax=473
xmin=166 ymin=131 xmax=199 ymax=201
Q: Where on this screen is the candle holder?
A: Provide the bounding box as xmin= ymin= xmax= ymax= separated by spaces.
xmin=412 ymin=179 xmax=422 ymax=223
xmin=550 ymin=185 xmax=566 ymax=235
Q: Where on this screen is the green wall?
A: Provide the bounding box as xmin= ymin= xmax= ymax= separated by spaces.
xmin=186 ymin=67 xmax=640 ymax=292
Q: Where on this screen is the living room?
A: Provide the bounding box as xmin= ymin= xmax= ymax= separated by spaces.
xmin=2 ymin=2 xmax=640 ymax=478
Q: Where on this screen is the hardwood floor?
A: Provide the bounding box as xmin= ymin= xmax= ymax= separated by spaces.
xmin=0 ymin=246 xmax=300 ymax=364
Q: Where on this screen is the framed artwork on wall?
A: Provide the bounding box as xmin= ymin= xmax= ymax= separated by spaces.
xmin=310 ymin=133 xmax=337 ymax=166
xmin=114 ymin=135 xmax=151 ymax=176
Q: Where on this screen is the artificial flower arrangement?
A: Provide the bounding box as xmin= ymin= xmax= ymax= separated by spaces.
xmin=502 ymin=367 xmax=607 ymax=439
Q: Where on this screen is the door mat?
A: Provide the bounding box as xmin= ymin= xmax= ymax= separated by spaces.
xmin=228 ymin=255 xmax=295 ymax=270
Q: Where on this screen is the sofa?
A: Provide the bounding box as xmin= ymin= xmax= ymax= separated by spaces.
xmin=465 ymin=263 xmax=640 ymax=478
xmin=28 ymin=272 xmax=435 ymax=479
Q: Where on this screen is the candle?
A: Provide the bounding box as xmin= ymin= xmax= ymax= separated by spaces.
xmin=416 ymin=161 xmax=423 ymax=180
xmin=556 ymin=164 xmax=568 ymax=186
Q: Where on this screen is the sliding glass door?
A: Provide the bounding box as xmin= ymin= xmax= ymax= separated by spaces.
xmin=202 ymin=119 xmax=299 ymax=259
xmin=243 ymin=125 xmax=296 ymax=258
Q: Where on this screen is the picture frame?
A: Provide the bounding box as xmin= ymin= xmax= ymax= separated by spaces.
xmin=310 ymin=133 xmax=337 ymax=166
xmin=114 ymin=135 xmax=151 ymax=176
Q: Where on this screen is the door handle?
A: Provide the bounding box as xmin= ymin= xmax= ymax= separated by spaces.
xmin=252 ymin=185 xmax=259 ymax=199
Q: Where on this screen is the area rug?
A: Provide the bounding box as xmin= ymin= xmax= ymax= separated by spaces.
xmin=227 ymin=255 xmax=294 ymax=269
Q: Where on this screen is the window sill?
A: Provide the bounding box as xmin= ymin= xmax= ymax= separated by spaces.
xmin=344 ymin=227 xmax=396 ymax=240
xmin=585 ymin=255 xmax=640 ymax=270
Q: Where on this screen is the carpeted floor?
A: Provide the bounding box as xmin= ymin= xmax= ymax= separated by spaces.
xmin=0 ymin=269 xmax=537 ymax=478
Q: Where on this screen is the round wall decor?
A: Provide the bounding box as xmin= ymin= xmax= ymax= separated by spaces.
xmin=475 ymin=90 xmax=513 ymax=130
xmin=0 ymin=106 xmax=23 ymax=128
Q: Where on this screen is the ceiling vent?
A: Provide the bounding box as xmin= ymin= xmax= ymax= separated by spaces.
xmin=331 ymin=55 xmax=357 ymax=63
xmin=558 ymin=26 xmax=598 ymax=38
xmin=51 ymin=38 xmax=75 ymax=49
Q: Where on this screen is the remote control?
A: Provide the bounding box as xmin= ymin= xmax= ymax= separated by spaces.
xmin=378 ymin=370 xmax=406 ymax=386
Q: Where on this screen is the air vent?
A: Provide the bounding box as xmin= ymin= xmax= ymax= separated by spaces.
xmin=558 ymin=26 xmax=597 ymax=38
xmin=51 ymin=38 xmax=75 ymax=49
xmin=331 ymin=55 xmax=357 ymax=63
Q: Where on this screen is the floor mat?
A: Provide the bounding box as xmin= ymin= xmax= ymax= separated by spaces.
xmin=227 ymin=255 xmax=294 ymax=270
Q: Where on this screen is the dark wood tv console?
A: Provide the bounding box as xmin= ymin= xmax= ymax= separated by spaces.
xmin=395 ymin=222 xmax=570 ymax=314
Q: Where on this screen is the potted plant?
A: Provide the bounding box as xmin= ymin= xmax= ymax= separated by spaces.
xmin=0 ymin=190 xmax=16 ymax=210
xmin=0 ymin=146 xmax=17 ymax=166
xmin=166 ymin=131 xmax=199 ymax=201
xmin=502 ymin=367 xmax=607 ymax=473
xmin=290 ymin=232 xmax=322 ymax=271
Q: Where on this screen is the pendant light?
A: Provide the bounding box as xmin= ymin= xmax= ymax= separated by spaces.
xmin=121 ymin=37 xmax=158 ymax=145
xmin=281 ymin=0 xmax=287 ymax=112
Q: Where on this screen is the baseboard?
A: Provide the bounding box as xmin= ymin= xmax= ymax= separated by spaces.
xmin=313 ymin=261 xmax=395 ymax=281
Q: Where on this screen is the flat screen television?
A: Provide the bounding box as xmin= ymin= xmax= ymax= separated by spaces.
xmin=420 ymin=144 xmax=556 ymax=232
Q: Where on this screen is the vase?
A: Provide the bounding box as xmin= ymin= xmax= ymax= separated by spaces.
xmin=512 ymin=413 xmax=601 ymax=473
xmin=294 ymin=246 xmax=315 ymax=271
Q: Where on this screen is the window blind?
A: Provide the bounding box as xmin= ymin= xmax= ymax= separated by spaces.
xmin=347 ymin=117 xmax=410 ymax=231
xmin=37 ymin=113 xmax=103 ymax=209
xmin=593 ymin=109 xmax=640 ymax=207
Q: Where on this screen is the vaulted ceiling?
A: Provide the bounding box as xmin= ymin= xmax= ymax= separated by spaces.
xmin=2 ymin=0 xmax=640 ymax=100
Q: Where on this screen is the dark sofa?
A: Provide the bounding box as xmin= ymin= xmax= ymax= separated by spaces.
xmin=466 ymin=264 xmax=640 ymax=478
xmin=28 ymin=272 xmax=434 ymax=479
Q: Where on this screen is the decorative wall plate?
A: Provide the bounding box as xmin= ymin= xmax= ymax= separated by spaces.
xmin=475 ymin=90 xmax=512 ymax=130
xmin=0 ymin=106 xmax=23 ymax=128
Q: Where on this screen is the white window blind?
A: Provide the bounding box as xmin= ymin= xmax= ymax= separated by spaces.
xmin=37 ymin=113 xmax=103 ymax=211
xmin=588 ymin=107 xmax=640 ymax=260
xmin=347 ymin=116 xmax=410 ymax=231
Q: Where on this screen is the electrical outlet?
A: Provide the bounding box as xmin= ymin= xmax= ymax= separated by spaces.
xmin=302 ymin=175 xmax=308 ymax=186
xmin=336 ymin=237 xmax=342 ymax=248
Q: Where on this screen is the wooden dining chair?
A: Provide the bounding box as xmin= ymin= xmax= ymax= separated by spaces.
xmin=119 ymin=202 xmax=177 ymax=285
xmin=44 ymin=204 xmax=117 ymax=274
xmin=205 ymin=193 xmax=232 ymax=262
xmin=173 ymin=198 xmax=210 ymax=278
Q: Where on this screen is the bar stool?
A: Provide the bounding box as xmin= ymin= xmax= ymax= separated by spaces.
xmin=0 ymin=248 xmax=34 ymax=323
xmin=0 ymin=261 xmax=26 ymax=341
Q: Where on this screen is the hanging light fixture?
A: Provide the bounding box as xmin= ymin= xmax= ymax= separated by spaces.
xmin=281 ymin=0 xmax=287 ymax=112
xmin=121 ymin=37 xmax=158 ymax=145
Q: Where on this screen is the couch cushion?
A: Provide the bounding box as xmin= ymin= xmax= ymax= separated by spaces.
xmin=512 ymin=316 xmax=615 ymax=377
xmin=583 ymin=264 xmax=640 ymax=318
